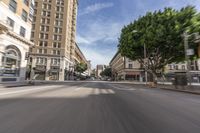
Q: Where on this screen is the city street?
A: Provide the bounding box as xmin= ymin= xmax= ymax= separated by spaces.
xmin=0 ymin=81 xmax=200 ymax=133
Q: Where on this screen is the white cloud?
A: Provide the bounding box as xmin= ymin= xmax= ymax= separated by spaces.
xmin=80 ymin=46 xmax=116 ymax=68
xmin=164 ymin=0 xmax=200 ymax=11
xmin=76 ymin=36 xmax=90 ymax=44
xmin=77 ymin=19 xmax=125 ymax=46
xmin=79 ymin=2 xmax=114 ymax=16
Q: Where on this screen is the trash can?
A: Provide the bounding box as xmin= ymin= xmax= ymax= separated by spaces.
xmin=173 ymin=72 xmax=187 ymax=86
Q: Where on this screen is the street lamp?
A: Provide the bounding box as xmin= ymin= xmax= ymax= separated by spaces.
xmin=183 ymin=32 xmax=200 ymax=85
xmin=132 ymin=30 xmax=148 ymax=84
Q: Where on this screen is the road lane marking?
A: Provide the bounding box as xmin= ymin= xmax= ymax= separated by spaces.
xmin=0 ymin=86 xmax=61 ymax=96
xmin=108 ymin=84 xmax=137 ymax=91
xmin=74 ymin=83 xmax=90 ymax=91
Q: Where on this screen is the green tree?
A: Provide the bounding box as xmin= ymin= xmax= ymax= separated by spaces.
xmin=100 ymin=68 xmax=112 ymax=77
xmin=75 ymin=63 xmax=88 ymax=74
xmin=118 ymin=6 xmax=200 ymax=83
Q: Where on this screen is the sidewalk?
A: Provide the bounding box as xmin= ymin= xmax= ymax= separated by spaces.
xmin=157 ymin=84 xmax=200 ymax=95
xmin=0 ymin=81 xmax=30 ymax=88
xmin=111 ymin=81 xmax=200 ymax=95
xmin=0 ymin=80 xmax=47 ymax=88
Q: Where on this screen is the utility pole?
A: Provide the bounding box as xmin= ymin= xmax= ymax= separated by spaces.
xmin=144 ymin=43 xmax=148 ymax=85
xmin=183 ymin=32 xmax=193 ymax=86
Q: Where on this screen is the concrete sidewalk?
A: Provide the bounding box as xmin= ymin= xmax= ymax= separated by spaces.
xmin=111 ymin=81 xmax=200 ymax=95
xmin=157 ymin=84 xmax=200 ymax=95
xmin=0 ymin=80 xmax=47 ymax=88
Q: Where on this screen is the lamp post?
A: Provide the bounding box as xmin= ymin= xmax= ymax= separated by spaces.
xmin=132 ymin=30 xmax=148 ymax=84
xmin=183 ymin=32 xmax=200 ymax=86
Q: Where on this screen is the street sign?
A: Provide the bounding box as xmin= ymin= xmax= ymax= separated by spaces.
xmin=186 ymin=49 xmax=194 ymax=56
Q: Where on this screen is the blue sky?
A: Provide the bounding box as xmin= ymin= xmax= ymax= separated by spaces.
xmin=76 ymin=0 xmax=200 ymax=68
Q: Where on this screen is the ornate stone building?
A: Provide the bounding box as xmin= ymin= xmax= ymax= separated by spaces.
xmin=0 ymin=0 xmax=34 ymax=82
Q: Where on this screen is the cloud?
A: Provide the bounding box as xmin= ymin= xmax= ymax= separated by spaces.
xmin=80 ymin=46 xmax=116 ymax=68
xmin=163 ymin=0 xmax=200 ymax=11
xmin=77 ymin=19 xmax=125 ymax=46
xmin=79 ymin=2 xmax=114 ymax=15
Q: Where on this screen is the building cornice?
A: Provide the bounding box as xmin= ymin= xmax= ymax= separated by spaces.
xmin=109 ymin=51 xmax=120 ymax=65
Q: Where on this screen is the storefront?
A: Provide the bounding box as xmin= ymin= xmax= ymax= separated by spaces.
xmin=49 ymin=66 xmax=60 ymax=80
xmin=0 ymin=45 xmax=22 ymax=82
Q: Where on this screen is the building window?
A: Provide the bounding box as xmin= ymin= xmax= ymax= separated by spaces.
xmin=22 ymin=9 xmax=28 ymax=22
xmin=9 ymin=0 xmax=17 ymax=13
xmin=31 ymin=32 xmax=34 ymax=38
xmin=51 ymin=58 xmax=60 ymax=65
xmin=34 ymin=2 xmax=38 ymax=7
xmin=52 ymin=50 xmax=60 ymax=55
xmin=128 ymin=64 xmax=133 ymax=69
xmin=7 ymin=17 xmax=15 ymax=28
xmin=182 ymin=65 xmax=186 ymax=70
xmin=44 ymin=49 xmax=47 ymax=54
xmin=36 ymin=57 xmax=47 ymax=65
xmin=20 ymin=26 xmax=26 ymax=37
xmin=39 ymin=41 xmax=48 ymax=47
xmin=175 ymin=65 xmax=178 ymax=70
xmin=23 ymin=0 xmax=29 ymax=6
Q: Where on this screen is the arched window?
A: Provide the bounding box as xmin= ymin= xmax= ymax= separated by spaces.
xmin=1 ymin=46 xmax=21 ymax=77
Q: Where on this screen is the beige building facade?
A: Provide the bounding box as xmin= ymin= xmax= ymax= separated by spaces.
xmin=28 ymin=0 xmax=78 ymax=81
xmin=74 ymin=43 xmax=91 ymax=77
xmin=165 ymin=59 xmax=200 ymax=83
xmin=0 ymin=0 xmax=34 ymax=82
xmin=110 ymin=52 xmax=144 ymax=81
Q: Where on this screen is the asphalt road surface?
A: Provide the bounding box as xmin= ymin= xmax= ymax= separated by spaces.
xmin=0 ymin=81 xmax=200 ymax=133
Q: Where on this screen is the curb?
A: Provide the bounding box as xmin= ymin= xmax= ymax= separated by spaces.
xmin=113 ymin=82 xmax=200 ymax=95
xmin=159 ymin=87 xmax=200 ymax=95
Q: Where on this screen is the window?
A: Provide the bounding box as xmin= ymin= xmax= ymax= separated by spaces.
xmin=7 ymin=17 xmax=15 ymax=28
xmin=44 ymin=49 xmax=47 ymax=54
xmin=128 ymin=64 xmax=133 ymax=69
xmin=182 ymin=65 xmax=186 ymax=70
xmin=22 ymin=9 xmax=28 ymax=22
xmin=175 ymin=65 xmax=178 ymax=70
xmin=40 ymin=33 xmax=44 ymax=39
xmin=32 ymin=24 xmax=35 ymax=30
xmin=38 ymin=49 xmax=43 ymax=53
xmin=45 ymin=34 xmax=48 ymax=39
xmin=39 ymin=41 xmax=48 ymax=47
xmin=23 ymin=0 xmax=29 ymax=6
xmin=169 ymin=65 xmax=173 ymax=70
xmin=9 ymin=0 xmax=17 ymax=13
xmin=36 ymin=57 xmax=47 ymax=65
xmin=33 ymin=16 xmax=36 ymax=22
xmin=53 ymin=42 xmax=61 ymax=48
xmin=51 ymin=58 xmax=60 ymax=65
xmin=20 ymin=26 xmax=26 ymax=37
xmin=34 ymin=2 xmax=38 ymax=7
xmin=31 ymin=32 xmax=34 ymax=38
xmin=52 ymin=50 xmax=60 ymax=55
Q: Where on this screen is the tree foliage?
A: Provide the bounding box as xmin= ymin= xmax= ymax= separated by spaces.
xmin=118 ymin=6 xmax=200 ymax=81
xmin=100 ymin=68 xmax=112 ymax=77
xmin=75 ymin=63 xmax=88 ymax=73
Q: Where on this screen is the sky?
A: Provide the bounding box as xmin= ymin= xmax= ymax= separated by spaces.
xmin=76 ymin=0 xmax=200 ymax=68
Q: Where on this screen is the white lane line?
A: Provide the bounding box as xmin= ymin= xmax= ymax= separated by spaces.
xmin=107 ymin=89 xmax=115 ymax=94
xmin=108 ymin=84 xmax=137 ymax=91
xmin=94 ymin=88 xmax=100 ymax=95
xmin=0 ymin=86 xmax=60 ymax=96
xmin=74 ymin=87 xmax=83 ymax=91
xmin=74 ymin=84 xmax=87 ymax=91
